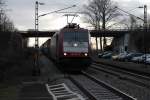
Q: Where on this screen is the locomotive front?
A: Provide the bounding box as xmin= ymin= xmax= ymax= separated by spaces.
xmin=59 ymin=23 xmax=91 ymax=70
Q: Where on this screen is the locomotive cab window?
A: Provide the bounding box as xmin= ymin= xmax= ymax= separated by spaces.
xmin=63 ymin=32 xmax=88 ymax=42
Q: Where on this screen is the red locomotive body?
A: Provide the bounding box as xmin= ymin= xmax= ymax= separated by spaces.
xmin=42 ymin=23 xmax=91 ymax=71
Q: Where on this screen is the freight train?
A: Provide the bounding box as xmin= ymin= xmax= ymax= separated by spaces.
xmin=41 ymin=23 xmax=91 ymax=71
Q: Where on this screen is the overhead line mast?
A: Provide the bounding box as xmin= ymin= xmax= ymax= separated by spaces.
xmin=34 ymin=1 xmax=76 ymax=76
xmin=35 ymin=3 xmax=76 ymax=48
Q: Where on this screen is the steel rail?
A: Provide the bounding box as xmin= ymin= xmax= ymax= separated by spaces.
xmin=93 ymin=62 xmax=150 ymax=80
xmin=82 ymin=71 xmax=136 ymax=100
xmin=69 ymin=76 xmax=98 ymax=100
xmin=91 ymin=64 xmax=150 ymax=89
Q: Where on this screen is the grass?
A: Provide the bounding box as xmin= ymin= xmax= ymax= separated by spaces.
xmin=0 ymin=56 xmax=34 ymax=100
xmin=0 ymin=84 xmax=19 ymax=100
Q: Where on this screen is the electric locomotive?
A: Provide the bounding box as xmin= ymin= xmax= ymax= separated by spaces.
xmin=46 ymin=23 xmax=91 ymax=71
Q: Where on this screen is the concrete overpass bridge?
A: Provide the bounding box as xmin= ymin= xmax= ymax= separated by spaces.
xmin=19 ymin=29 xmax=132 ymax=38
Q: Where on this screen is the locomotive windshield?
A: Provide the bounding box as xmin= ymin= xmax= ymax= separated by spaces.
xmin=63 ymin=32 xmax=88 ymax=42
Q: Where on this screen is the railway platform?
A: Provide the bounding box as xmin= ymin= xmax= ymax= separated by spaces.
xmin=19 ymin=82 xmax=53 ymax=100
xmin=17 ymin=54 xmax=61 ymax=100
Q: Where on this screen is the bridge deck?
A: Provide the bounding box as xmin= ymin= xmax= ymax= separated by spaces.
xmin=19 ymin=29 xmax=147 ymax=38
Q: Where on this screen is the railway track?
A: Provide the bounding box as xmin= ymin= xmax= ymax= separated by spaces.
xmin=92 ymin=63 xmax=150 ymax=89
xmin=93 ymin=61 xmax=150 ymax=77
xmin=68 ymin=72 xmax=136 ymax=100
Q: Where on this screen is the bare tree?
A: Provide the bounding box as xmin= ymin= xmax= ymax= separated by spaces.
xmin=0 ymin=0 xmax=15 ymax=32
xmin=129 ymin=16 xmax=137 ymax=30
xmin=120 ymin=15 xmax=143 ymax=30
xmin=84 ymin=0 xmax=121 ymax=51
xmin=2 ymin=14 xmax=15 ymax=31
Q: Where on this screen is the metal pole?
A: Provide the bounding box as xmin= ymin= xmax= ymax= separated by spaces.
xmin=144 ymin=5 xmax=147 ymax=30
xmin=67 ymin=15 xmax=68 ymax=24
xmin=0 ymin=10 xmax=2 ymax=31
xmin=35 ymin=1 xmax=39 ymax=48
xmin=144 ymin=5 xmax=147 ymax=66
xmin=33 ymin=1 xmax=40 ymax=76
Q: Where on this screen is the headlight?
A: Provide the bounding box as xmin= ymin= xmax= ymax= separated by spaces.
xmin=64 ymin=53 xmax=67 ymax=56
xmin=73 ymin=43 xmax=78 ymax=47
xmin=84 ymin=53 xmax=88 ymax=56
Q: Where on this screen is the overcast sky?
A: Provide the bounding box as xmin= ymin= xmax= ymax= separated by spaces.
xmin=6 ymin=0 xmax=88 ymax=31
xmin=5 ymin=0 xmax=150 ymax=46
xmin=6 ymin=0 xmax=150 ymax=31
